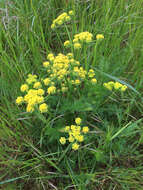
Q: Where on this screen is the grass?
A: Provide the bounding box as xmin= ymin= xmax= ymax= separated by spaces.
xmin=0 ymin=0 xmax=143 ymax=189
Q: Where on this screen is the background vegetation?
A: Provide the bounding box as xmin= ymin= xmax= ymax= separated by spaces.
xmin=0 ymin=0 xmax=143 ymax=189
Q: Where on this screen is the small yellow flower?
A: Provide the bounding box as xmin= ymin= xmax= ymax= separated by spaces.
xmin=16 ymin=96 xmax=24 ymax=105
xmin=96 ymin=34 xmax=104 ymax=40
xmin=68 ymin=10 xmax=74 ymax=15
xmin=39 ymin=103 xmax=48 ymax=113
xmin=65 ymin=16 xmax=71 ymax=21
xmin=74 ymin=79 xmax=81 ymax=85
xmin=33 ymin=82 xmax=42 ymax=89
xmin=67 ymin=53 xmax=73 ymax=58
xmin=47 ymin=86 xmax=56 ymax=95
xmin=57 ymin=19 xmax=63 ymax=25
xmin=64 ymin=40 xmax=70 ymax=47
xmin=36 ymin=96 xmax=44 ymax=104
xmin=59 ymin=137 xmax=66 ymax=145
xmin=72 ymin=143 xmax=79 ymax=150
xmin=121 ymin=85 xmax=127 ymax=92
xmin=51 ymin=23 xmax=55 ymax=29
xmin=91 ymin=78 xmax=97 ymax=84
xmin=74 ymin=43 xmax=81 ymax=49
xmin=76 ymin=135 xmax=84 ymax=142
xmin=20 ymin=84 xmax=29 ymax=92
xmin=88 ymin=69 xmax=95 ymax=78
xmin=73 ymin=38 xmax=79 ymax=43
xmin=71 ymin=125 xmax=76 ymax=131
xmin=43 ymin=61 xmax=50 ymax=68
xmin=103 ymin=83 xmax=113 ymax=91
xmin=47 ymin=53 xmax=54 ymax=61
xmin=26 ymin=74 xmax=37 ymax=84
xmin=68 ymin=136 xmax=75 ymax=143
xmin=82 ymin=126 xmax=89 ymax=134
xmin=75 ymin=117 xmax=82 ymax=125
xmin=37 ymin=89 xmax=45 ymax=96
xmin=43 ymin=78 xmax=51 ymax=86
xmin=114 ymin=82 xmax=122 ymax=90
xmin=64 ymin=126 xmax=70 ymax=132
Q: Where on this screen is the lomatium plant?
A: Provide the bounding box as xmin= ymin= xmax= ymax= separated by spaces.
xmin=16 ymin=10 xmax=128 ymax=151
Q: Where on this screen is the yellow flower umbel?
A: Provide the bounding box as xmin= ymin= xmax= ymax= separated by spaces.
xmin=74 ymin=32 xmax=93 ymax=43
xmin=59 ymin=118 xmax=89 ymax=151
xmin=16 ymin=74 xmax=48 ymax=113
xmin=103 ymin=81 xmax=127 ymax=92
xmin=68 ymin=10 xmax=74 ymax=16
xmin=75 ymin=117 xmax=82 ymax=125
xmin=43 ymin=61 xmax=50 ymax=68
xmin=47 ymin=86 xmax=56 ymax=95
xmin=20 ymin=84 xmax=29 ymax=92
xmin=39 ymin=103 xmax=48 ymax=113
xmin=37 ymin=89 xmax=45 ymax=96
xmin=59 ymin=137 xmax=66 ymax=145
xmin=91 ymin=78 xmax=97 ymax=84
xmin=16 ymin=96 xmax=24 ymax=105
xmin=74 ymin=43 xmax=81 ymax=49
xmin=64 ymin=31 xmax=93 ymax=50
xmin=64 ymin=40 xmax=70 ymax=47
xmin=33 ymin=82 xmax=42 ymax=89
xmin=72 ymin=143 xmax=79 ymax=150
xmin=96 ymin=34 xmax=104 ymax=40
xmin=43 ymin=78 xmax=51 ymax=86
xmin=51 ymin=10 xmax=74 ymax=29
xmin=82 ymin=126 xmax=89 ymax=134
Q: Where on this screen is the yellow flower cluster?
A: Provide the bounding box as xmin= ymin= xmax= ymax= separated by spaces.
xmin=51 ymin=10 xmax=74 ymax=29
xmin=64 ymin=31 xmax=93 ymax=49
xmin=74 ymin=31 xmax=93 ymax=43
xmin=59 ymin=118 xmax=89 ymax=151
xmin=103 ymin=81 xmax=127 ymax=91
xmin=19 ymin=88 xmax=46 ymax=112
xmin=43 ymin=52 xmax=97 ymax=93
xmin=16 ymin=74 xmax=54 ymax=113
